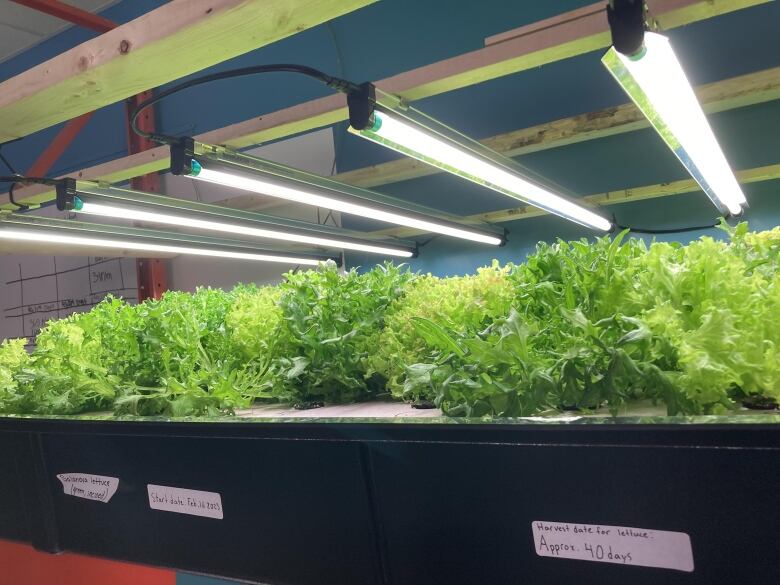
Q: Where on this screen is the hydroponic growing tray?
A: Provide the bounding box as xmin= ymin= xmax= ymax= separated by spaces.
xmin=0 ymin=409 xmax=778 ymax=585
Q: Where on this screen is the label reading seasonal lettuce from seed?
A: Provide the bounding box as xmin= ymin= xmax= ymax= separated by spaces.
xmin=147 ymin=484 xmax=223 ymax=519
xmin=532 ymin=521 xmax=694 ymax=572
xmin=57 ymin=473 xmax=119 ymax=503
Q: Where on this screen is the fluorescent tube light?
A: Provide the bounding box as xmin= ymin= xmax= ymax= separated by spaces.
xmin=346 ymin=86 xmax=612 ymax=232
xmin=170 ymin=139 xmax=506 ymax=246
xmin=191 ymin=165 xmax=503 ymax=245
xmin=352 ymin=111 xmax=612 ymax=232
xmin=76 ymin=201 xmax=413 ymax=258
xmin=602 ymin=32 xmax=746 ymax=216
xmin=56 ymin=180 xmax=417 ymax=258
xmin=0 ymin=229 xmax=322 ymax=265
xmin=0 ymin=213 xmax=336 ymax=267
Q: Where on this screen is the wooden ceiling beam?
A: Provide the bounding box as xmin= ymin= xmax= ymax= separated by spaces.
xmin=3 ymin=0 xmax=769 ymax=209
xmin=0 ymin=0 xmax=376 ymax=143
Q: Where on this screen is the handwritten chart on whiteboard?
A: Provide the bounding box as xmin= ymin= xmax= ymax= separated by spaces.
xmin=0 ymin=254 xmax=138 ymax=346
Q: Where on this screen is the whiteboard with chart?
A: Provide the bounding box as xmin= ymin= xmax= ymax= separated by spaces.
xmin=0 ymin=254 xmax=138 ymax=346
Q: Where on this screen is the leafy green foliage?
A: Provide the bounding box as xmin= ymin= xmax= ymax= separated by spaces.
xmin=112 ymin=287 xmax=264 ymax=416
xmin=403 ymin=235 xmax=678 ymax=416
xmin=271 ymin=261 xmax=412 ymax=406
xmin=11 ymin=313 xmax=118 ymax=414
xmin=0 ymin=338 xmax=30 ymax=412
xmin=1 ymin=223 xmax=779 ymax=418
xmin=374 ymin=262 xmax=514 ymax=400
xmin=226 ymin=284 xmax=283 ymax=362
xmin=634 ymin=223 xmax=780 ymax=413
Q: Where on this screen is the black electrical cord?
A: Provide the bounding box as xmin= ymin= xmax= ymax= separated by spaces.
xmin=0 ymin=175 xmax=64 ymax=210
xmin=130 ymin=64 xmax=362 ymax=145
xmin=0 ymin=142 xmax=32 ymax=209
xmin=416 ymin=235 xmax=440 ymax=247
xmin=0 ymin=147 xmax=24 ymax=209
xmin=8 ymin=183 xmax=23 ymax=209
xmin=613 ymin=217 xmax=720 ymax=235
xmin=0 ymin=175 xmax=63 ymax=186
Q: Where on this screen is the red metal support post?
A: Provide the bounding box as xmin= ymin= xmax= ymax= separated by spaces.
xmin=126 ymin=91 xmax=168 ymax=301
xmin=8 ymin=0 xmax=115 ymax=33
xmin=11 ymin=0 xmax=169 ymax=301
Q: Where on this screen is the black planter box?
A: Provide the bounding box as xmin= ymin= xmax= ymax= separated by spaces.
xmin=1 ymin=414 xmax=778 ymax=585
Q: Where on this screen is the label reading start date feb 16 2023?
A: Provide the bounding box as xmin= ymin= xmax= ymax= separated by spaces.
xmin=147 ymin=484 xmax=223 ymax=519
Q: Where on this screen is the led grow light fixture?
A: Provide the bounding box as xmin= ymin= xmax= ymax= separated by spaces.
xmin=346 ymin=85 xmax=612 ymax=232
xmin=0 ymin=212 xmax=337 ymax=266
xmin=169 ymin=139 xmax=505 ymax=246
xmin=55 ymin=179 xmax=416 ymax=258
xmin=602 ymin=0 xmax=747 ymax=216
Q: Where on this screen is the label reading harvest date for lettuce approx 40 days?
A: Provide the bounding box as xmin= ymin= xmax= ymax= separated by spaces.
xmin=532 ymin=520 xmax=694 ymax=572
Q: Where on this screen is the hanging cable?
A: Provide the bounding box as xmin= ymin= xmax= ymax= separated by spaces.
xmin=0 ymin=141 xmax=23 ymax=206
xmin=612 ymin=213 xmax=720 ymax=234
xmin=130 ymin=64 xmax=362 ymax=145
xmin=8 ymin=183 xmax=25 ymax=210
xmin=130 ymin=63 xmax=581 ymax=218
xmin=416 ymin=234 xmax=440 ymax=247
xmin=1 ymin=175 xmax=64 ymax=210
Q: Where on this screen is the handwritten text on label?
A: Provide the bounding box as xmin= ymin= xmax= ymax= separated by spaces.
xmin=57 ymin=473 xmax=119 ymax=503
xmin=147 ymin=484 xmax=223 ymax=519
xmin=532 ymin=520 xmax=693 ymax=572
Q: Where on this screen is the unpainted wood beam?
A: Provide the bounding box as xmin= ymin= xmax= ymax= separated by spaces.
xmin=0 ymin=0 xmax=376 ymax=143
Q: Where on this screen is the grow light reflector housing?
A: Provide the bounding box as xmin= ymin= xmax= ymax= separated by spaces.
xmin=56 ymin=179 xmax=416 ymax=258
xmin=346 ymin=84 xmax=613 ymax=232
xmin=0 ymin=212 xmax=338 ymax=266
xmin=602 ymin=12 xmax=747 ymax=216
xmin=169 ymin=138 xmax=506 ymax=246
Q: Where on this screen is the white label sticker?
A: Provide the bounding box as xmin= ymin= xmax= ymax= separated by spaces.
xmin=532 ymin=520 xmax=693 ymax=572
xmin=147 ymin=484 xmax=223 ymax=519
xmin=57 ymin=473 xmax=119 ymax=503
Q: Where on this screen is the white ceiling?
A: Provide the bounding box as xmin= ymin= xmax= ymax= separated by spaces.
xmin=0 ymin=0 xmax=119 ymax=64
